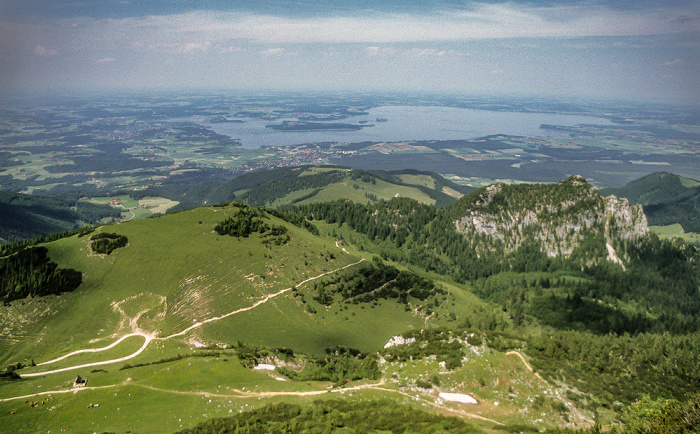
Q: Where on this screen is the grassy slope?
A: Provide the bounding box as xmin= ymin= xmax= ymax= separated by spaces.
xmin=1 ymin=206 xmax=455 ymax=359
xmin=2 ymin=204 xmax=372 ymax=364
xmin=0 ymin=198 xmax=631 ymax=433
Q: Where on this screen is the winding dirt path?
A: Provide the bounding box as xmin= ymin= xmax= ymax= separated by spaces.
xmin=37 ymin=333 xmax=151 ymax=366
xmin=163 ymin=259 xmax=364 ymax=340
xmin=15 ymin=378 xmax=503 ymax=426
xmin=2 ymin=376 xmax=502 ymax=427
xmin=17 ymin=259 xmax=365 ymax=378
xmin=137 ymin=381 xmax=503 ymax=426
xmin=21 ymin=334 xmax=153 ymax=377
xmin=0 ymin=382 xmax=123 ymax=402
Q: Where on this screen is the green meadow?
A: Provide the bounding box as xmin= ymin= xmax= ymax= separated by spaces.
xmin=650 ymin=224 xmax=700 ymax=245
xmin=3 ymin=202 xmax=521 ymax=433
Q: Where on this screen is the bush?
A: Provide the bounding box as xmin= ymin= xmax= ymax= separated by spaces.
xmin=90 ymin=232 xmax=128 ymax=255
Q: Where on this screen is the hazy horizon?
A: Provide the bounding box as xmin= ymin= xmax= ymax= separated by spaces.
xmin=1 ymin=0 xmax=699 ymax=103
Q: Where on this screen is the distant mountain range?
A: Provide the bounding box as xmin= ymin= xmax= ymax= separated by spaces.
xmin=4 ymin=168 xmax=697 ymax=245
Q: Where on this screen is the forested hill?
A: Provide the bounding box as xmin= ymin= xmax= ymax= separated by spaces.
xmin=295 ymin=176 xmax=700 ymax=334
xmin=154 ymin=166 xmax=473 ymax=209
xmin=297 ymin=176 xmax=649 ymax=276
xmin=0 ymin=166 xmax=470 ymax=244
xmin=452 ymin=175 xmax=648 ymax=260
xmin=601 ymin=172 xmax=700 ymax=233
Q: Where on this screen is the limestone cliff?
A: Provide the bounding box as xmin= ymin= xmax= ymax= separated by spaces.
xmin=453 ymin=176 xmax=648 ymax=265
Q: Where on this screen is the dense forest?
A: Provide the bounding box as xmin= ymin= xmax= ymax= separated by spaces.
xmin=0 ymin=191 xmax=121 ymax=242
xmin=0 ymin=245 xmax=82 ymax=303
xmin=307 ymin=256 xmax=444 ymax=306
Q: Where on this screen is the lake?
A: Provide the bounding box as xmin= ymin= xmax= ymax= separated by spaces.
xmin=203 ymin=105 xmax=614 ymax=149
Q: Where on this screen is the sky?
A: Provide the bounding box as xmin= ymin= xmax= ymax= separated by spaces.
xmin=0 ymin=0 xmax=698 ymax=102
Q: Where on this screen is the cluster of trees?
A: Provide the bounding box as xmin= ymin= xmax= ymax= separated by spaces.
xmin=615 ymin=393 xmax=700 ymax=434
xmin=0 ymin=246 xmax=82 ymax=303
xmin=232 ymin=342 xmax=295 ymax=369
xmin=276 ymin=346 xmax=380 ymax=386
xmin=214 ymin=205 xmax=289 ymax=245
xmin=265 ymin=208 xmax=318 ymax=235
xmin=311 ymin=257 xmax=443 ymax=306
xmin=90 ymin=232 xmax=128 ymax=255
xmin=542 ymin=396 xmax=700 ymax=433
xmin=176 ymin=399 xmax=479 ymax=433
xmin=383 ymin=327 xmax=470 ymax=371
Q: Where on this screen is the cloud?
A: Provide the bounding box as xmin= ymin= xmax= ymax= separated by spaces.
xmin=217 ymin=45 xmax=243 ymax=54
xmin=665 ymin=59 xmax=684 ymax=66
xmin=134 ymin=41 xmax=212 ymax=53
xmin=222 ymin=3 xmax=698 ymax=43
xmin=672 ymin=14 xmax=696 ymax=25
xmin=364 ymin=46 xmax=467 ymax=58
xmin=409 ymin=48 xmax=446 ymax=57
xmin=260 ymin=47 xmax=285 ymax=55
xmin=18 ymin=2 xmax=700 ymax=55
xmin=34 ymin=45 xmax=58 ymax=56
xmin=97 ymin=57 xmax=115 ymax=63
xmin=365 ymin=46 xmax=380 ymax=56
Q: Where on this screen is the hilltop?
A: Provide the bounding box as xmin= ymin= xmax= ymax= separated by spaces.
xmin=169 ymin=165 xmax=471 ymax=209
xmin=1 ymin=175 xmax=698 ymax=433
xmin=602 ymin=172 xmax=700 ymax=235
xmin=453 ymin=176 xmax=647 ymax=260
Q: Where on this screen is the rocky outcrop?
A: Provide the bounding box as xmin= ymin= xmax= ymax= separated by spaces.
xmin=384 ymin=335 xmax=416 ymax=349
xmin=453 ymin=176 xmax=647 ymax=262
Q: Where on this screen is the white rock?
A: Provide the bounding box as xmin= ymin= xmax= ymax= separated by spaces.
xmin=384 ymin=336 xmax=416 ymax=349
xmin=253 ymin=364 xmax=276 ymax=370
